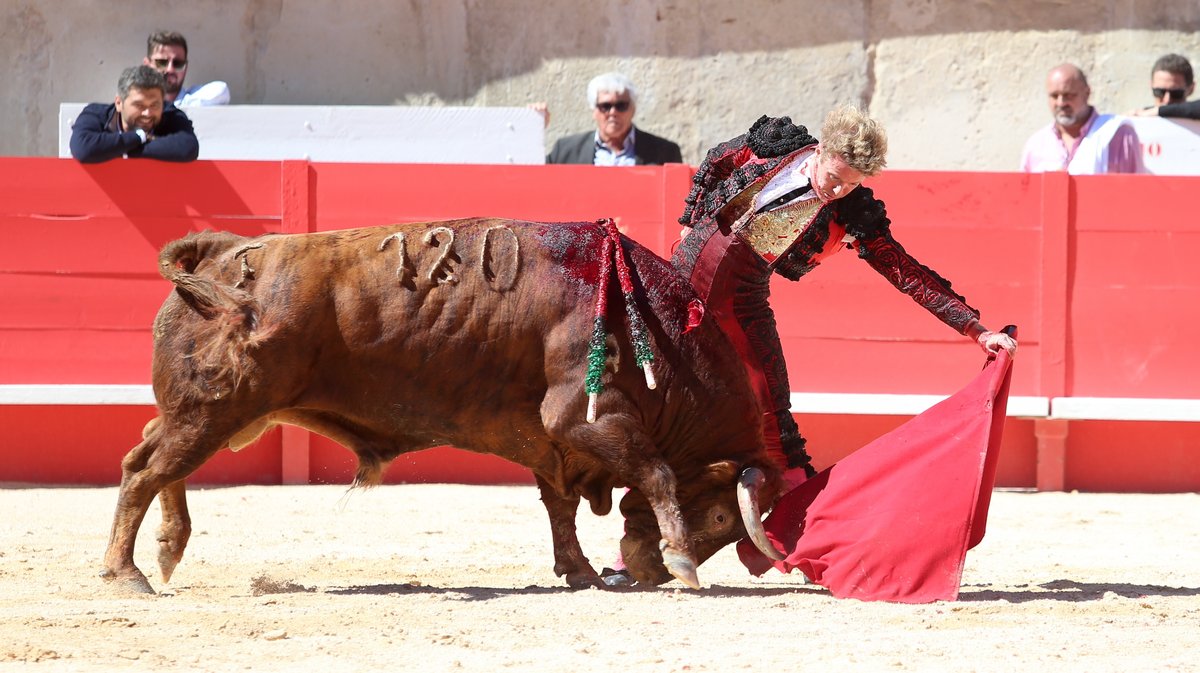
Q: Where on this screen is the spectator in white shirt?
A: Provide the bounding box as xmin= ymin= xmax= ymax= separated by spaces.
xmin=143 ymin=30 xmax=231 ymax=108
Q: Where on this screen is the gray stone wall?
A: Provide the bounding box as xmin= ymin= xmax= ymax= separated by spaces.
xmin=4 ymin=0 xmax=1199 ymax=169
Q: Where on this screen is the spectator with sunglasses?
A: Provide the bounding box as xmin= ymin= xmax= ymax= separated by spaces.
xmin=69 ymin=65 xmax=199 ymax=163
xmin=546 ymin=72 xmax=682 ymax=166
xmin=143 ymin=31 xmax=230 ymax=108
xmin=1020 ymin=63 xmax=1142 ymax=174
xmin=1131 ymin=53 xmax=1200 ymax=120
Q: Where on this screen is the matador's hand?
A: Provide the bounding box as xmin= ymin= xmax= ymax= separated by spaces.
xmin=977 ymin=330 xmax=1018 ymax=356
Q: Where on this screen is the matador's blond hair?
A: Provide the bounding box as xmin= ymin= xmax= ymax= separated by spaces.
xmin=820 ymin=105 xmax=888 ymax=176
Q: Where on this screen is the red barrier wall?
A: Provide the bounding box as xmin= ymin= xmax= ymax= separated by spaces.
xmin=2 ymin=159 xmax=1197 ymax=491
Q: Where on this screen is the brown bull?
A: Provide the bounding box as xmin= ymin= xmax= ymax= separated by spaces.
xmin=101 ymin=218 xmax=787 ymax=593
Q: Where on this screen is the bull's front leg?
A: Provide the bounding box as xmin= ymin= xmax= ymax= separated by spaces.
xmin=623 ymin=460 xmax=700 ymax=589
xmin=533 ymin=475 xmax=603 ymax=589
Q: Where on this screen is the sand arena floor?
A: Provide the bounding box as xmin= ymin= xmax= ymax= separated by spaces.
xmin=1 ymin=484 xmax=1197 ymax=672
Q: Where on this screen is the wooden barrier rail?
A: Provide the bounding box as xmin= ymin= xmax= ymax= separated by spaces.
xmin=2 ymin=159 xmax=1198 ymax=491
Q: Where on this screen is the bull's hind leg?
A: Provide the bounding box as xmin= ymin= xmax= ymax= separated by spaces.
xmin=533 ymin=476 xmax=604 ymax=589
xmin=131 ymin=417 xmax=194 ymax=584
xmin=101 ymin=421 xmax=230 ymax=594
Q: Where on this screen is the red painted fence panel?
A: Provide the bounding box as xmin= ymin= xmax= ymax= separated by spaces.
xmin=1 ymin=158 xmax=1198 ymax=491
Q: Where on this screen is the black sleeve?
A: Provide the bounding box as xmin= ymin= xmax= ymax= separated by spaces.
xmin=640 ymin=132 xmax=683 ymax=165
xmin=1158 ymin=99 xmax=1200 ymax=120
xmin=547 ymin=133 xmax=585 ymax=165
xmin=839 ymin=187 xmax=982 ymax=335
xmin=69 ymin=105 xmax=143 ymax=163
xmin=135 ymin=109 xmax=199 ymax=162
xmin=663 ymin=139 xmax=683 ymax=164
xmin=857 ymin=233 xmax=982 ymax=335
xmin=546 ymin=137 xmax=566 ymax=164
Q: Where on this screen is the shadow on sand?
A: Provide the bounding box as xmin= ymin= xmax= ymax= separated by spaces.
xmin=959 ymin=579 xmax=1200 ymax=603
xmin=314 ymin=578 xmax=1200 ymax=603
xmin=321 ymin=581 xmax=819 ymax=600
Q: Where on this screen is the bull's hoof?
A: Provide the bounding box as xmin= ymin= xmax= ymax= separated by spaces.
xmin=563 ymin=570 xmax=605 ymax=590
xmin=157 ymin=544 xmax=181 ymax=584
xmin=660 ymin=549 xmax=701 ymax=590
xmin=99 ymin=568 xmax=156 ymax=595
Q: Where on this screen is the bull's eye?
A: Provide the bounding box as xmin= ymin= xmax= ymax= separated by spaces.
xmin=708 ymin=506 xmax=735 ymax=534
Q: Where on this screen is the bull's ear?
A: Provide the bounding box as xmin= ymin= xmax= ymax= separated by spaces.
xmin=704 ymin=460 xmax=739 ymax=483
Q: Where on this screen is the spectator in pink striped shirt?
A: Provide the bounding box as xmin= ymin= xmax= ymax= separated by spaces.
xmin=1019 ymin=63 xmax=1142 ymax=174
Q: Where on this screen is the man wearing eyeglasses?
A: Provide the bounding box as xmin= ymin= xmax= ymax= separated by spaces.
xmin=69 ymin=65 xmax=199 ymax=163
xmin=1131 ymin=53 xmax=1200 ymax=120
xmin=546 ymin=72 xmax=682 ymax=166
xmin=143 ymin=31 xmax=230 ymax=108
xmin=1019 ymin=63 xmax=1142 ymax=174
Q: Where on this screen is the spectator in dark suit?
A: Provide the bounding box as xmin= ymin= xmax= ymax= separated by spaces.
xmin=69 ymin=65 xmax=199 ymax=164
xmin=546 ymin=72 xmax=682 ymax=166
xmin=1131 ymin=53 xmax=1200 ymax=120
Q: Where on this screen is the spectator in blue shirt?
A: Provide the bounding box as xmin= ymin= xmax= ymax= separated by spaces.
xmin=69 ymin=65 xmax=199 ymax=163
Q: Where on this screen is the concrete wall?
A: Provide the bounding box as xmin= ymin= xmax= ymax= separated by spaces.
xmin=4 ymin=0 xmax=1200 ymax=169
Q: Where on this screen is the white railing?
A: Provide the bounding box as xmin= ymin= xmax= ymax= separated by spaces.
xmin=4 ymin=384 xmax=1197 ymax=422
xmin=59 ymin=104 xmax=547 ymax=165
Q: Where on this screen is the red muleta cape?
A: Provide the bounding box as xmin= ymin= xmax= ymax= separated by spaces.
xmin=737 ymin=343 xmax=1015 ymax=603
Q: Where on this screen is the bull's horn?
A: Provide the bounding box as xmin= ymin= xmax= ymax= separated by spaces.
xmin=737 ymin=467 xmax=785 ymax=561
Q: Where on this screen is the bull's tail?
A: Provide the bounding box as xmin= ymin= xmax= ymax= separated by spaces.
xmin=157 ymin=232 xmax=270 ymax=397
xmin=158 ymin=232 xmax=258 ymax=321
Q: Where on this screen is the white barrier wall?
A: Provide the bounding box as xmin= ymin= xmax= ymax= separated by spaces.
xmin=1128 ymin=117 xmax=1200 ymax=175
xmin=61 ymin=105 xmax=1200 ymax=174
xmin=59 ymin=104 xmax=547 ymax=164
